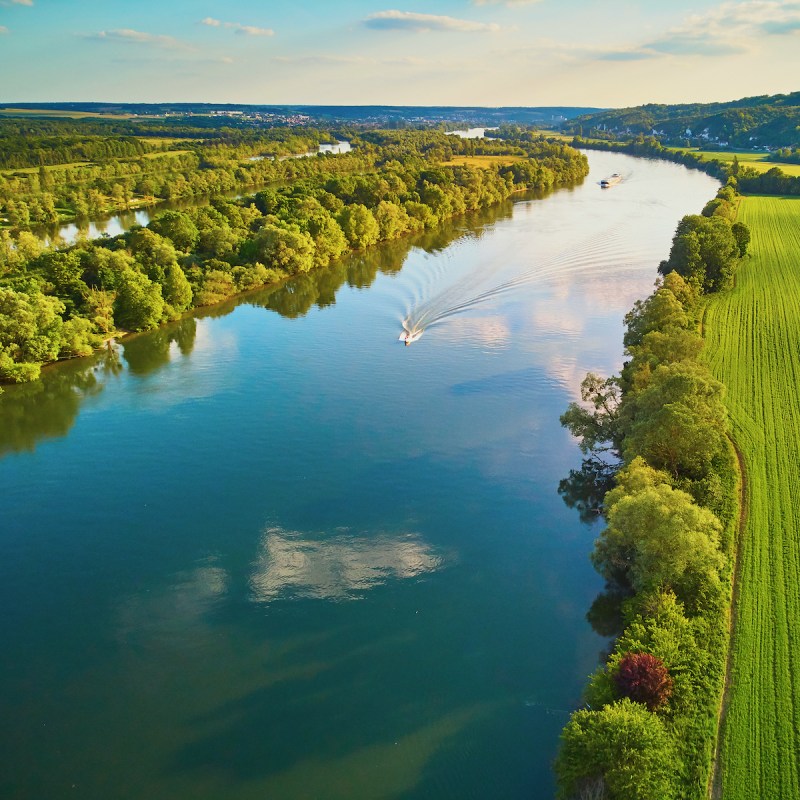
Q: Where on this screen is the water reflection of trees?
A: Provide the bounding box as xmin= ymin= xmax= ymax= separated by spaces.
xmin=247 ymin=200 xmax=518 ymax=320
xmin=0 ymin=319 xmax=198 ymax=455
xmin=0 ymin=349 xmax=114 ymax=456
xmin=121 ymin=317 xmax=197 ymax=376
xmin=558 ymin=447 xmax=627 ymax=639
xmin=2 ymin=198 xmax=524 ymax=456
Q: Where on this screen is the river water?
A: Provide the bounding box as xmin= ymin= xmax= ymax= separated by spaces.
xmin=0 ymin=152 xmax=719 ymax=799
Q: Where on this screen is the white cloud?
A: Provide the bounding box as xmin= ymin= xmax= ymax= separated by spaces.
xmin=0 ymin=25 xmax=8 ymax=33
xmin=272 ymin=53 xmax=457 ymax=69
xmin=644 ymin=1 xmax=800 ymax=57
xmin=10 ymin=0 xmax=34 ymax=5
xmin=201 ymin=17 xmax=274 ymax=36
xmin=363 ymin=9 xmax=501 ymax=32
xmin=503 ymin=1 xmax=800 ymax=65
xmin=86 ymin=28 xmax=194 ymax=51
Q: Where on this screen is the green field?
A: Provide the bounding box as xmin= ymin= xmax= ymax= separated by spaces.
xmin=445 ymin=154 xmax=524 ymax=167
xmin=1 ymin=161 xmax=94 ymax=176
xmin=703 ymin=195 xmax=800 ymax=799
xmin=0 ymin=107 xmax=142 ymax=119
xmin=667 ymin=147 xmax=800 ymax=177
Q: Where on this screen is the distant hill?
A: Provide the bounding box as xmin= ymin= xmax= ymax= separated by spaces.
xmin=566 ymin=91 xmax=800 ymax=148
xmin=0 ymin=102 xmax=601 ymax=126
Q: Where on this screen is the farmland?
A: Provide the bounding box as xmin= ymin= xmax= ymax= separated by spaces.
xmin=0 ymin=107 xmax=142 ymax=119
xmin=703 ymin=195 xmax=800 ymax=799
xmin=444 ymin=154 xmax=527 ymax=168
xmin=666 ymin=147 xmax=800 ymax=177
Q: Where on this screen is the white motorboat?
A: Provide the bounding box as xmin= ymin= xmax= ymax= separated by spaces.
xmin=399 ymin=329 xmax=423 ymax=346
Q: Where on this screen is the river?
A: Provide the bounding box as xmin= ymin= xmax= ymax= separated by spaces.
xmin=0 ymin=151 xmax=719 ymax=799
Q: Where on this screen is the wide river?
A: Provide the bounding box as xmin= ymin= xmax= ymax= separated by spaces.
xmin=0 ymin=152 xmax=719 ymax=799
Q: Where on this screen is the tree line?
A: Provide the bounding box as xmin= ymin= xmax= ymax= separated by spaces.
xmin=0 ymin=125 xmax=582 ymax=231
xmin=0 ymin=138 xmax=589 ymax=384
xmin=555 ymin=183 xmax=750 ymax=798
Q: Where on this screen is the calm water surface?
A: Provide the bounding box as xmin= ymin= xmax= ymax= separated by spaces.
xmin=0 ymin=152 xmax=719 ymax=799
xmin=446 ymin=128 xmax=497 ymax=139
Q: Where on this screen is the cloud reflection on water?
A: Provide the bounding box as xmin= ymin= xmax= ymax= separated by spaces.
xmin=250 ymin=527 xmax=445 ymax=602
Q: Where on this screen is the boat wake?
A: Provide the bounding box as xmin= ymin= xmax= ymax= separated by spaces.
xmin=400 ymin=224 xmax=649 ymax=343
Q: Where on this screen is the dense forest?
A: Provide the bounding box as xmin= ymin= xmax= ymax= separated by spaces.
xmin=0 ymin=119 xmax=586 ymax=229
xmin=566 ymin=90 xmax=800 ymax=149
xmin=0 ymin=129 xmax=588 ymax=384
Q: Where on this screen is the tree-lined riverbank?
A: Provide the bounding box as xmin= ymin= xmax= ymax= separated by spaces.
xmin=556 ymin=182 xmax=749 ymax=799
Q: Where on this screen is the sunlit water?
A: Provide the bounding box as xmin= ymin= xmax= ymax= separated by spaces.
xmin=0 ymin=152 xmax=719 ymax=799
xmin=446 ymin=128 xmax=498 ymax=139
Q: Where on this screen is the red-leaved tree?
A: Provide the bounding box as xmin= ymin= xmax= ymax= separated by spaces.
xmin=613 ymin=652 xmax=674 ymax=711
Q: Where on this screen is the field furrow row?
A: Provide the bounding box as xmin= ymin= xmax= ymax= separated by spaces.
xmin=705 ymin=195 xmax=800 ymax=800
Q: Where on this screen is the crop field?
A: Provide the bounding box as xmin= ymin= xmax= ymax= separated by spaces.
xmin=0 ymin=107 xmax=142 ymax=119
xmin=140 ymin=149 xmax=192 ymax=159
xmin=0 ymin=161 xmax=94 ymax=176
xmin=703 ymin=195 xmax=800 ymax=800
xmin=666 ymin=147 xmax=800 ymax=177
xmin=444 ymin=154 xmax=524 ymax=167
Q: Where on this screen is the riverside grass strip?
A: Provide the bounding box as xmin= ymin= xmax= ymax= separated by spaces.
xmin=703 ymin=194 xmax=800 ymax=800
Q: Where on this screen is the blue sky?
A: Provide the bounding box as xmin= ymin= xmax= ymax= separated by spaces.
xmin=1 ymin=0 xmax=799 ymax=106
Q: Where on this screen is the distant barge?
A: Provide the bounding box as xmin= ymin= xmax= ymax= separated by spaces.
xmin=600 ymin=173 xmax=622 ymax=188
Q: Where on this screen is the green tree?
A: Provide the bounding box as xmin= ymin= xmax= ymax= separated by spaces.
xmin=731 ymin=221 xmax=751 ymax=257
xmin=193 ymin=268 xmax=236 ymax=307
xmin=149 ymin=211 xmax=200 ymax=252
xmin=59 ymin=317 xmax=100 ymax=358
xmin=113 ymin=268 xmax=164 ymax=331
xmin=594 ymin=459 xmax=724 ymax=610
xmin=374 ymin=200 xmax=412 ymax=241
xmin=162 ymin=263 xmax=193 ymax=312
xmin=658 ymin=215 xmax=740 ymax=292
xmin=336 ymin=204 xmax=380 ymax=249
xmin=127 ymin=228 xmax=179 ymax=283
xmin=250 ymin=223 xmax=316 ymax=275
xmin=0 ymin=287 xmax=65 ymax=382
xmin=556 ymin=698 xmax=679 ymax=800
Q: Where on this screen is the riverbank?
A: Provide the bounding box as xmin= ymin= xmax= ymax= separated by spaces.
xmin=556 ymin=179 xmax=746 ymax=799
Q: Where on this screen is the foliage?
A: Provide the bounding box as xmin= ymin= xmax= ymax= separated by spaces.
xmin=560 ymin=373 xmax=622 ymax=456
xmin=613 ymin=653 xmax=674 ymax=711
xmin=556 ymin=698 xmax=679 ymax=800
xmin=113 ymin=268 xmax=164 ymax=331
xmin=658 ymin=214 xmax=741 ymax=291
xmin=558 ymin=193 xmax=741 ymax=798
xmin=594 ymin=459 xmax=725 ymax=611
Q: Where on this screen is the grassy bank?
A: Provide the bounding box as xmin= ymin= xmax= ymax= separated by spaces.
xmin=703 ymin=194 xmax=800 ymax=800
